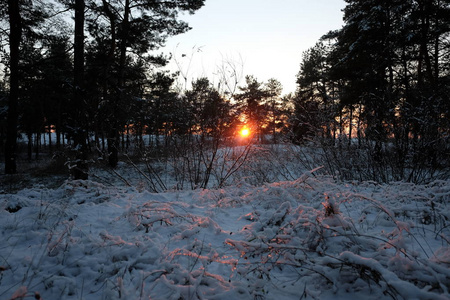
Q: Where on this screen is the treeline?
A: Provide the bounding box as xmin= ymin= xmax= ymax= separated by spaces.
xmin=0 ymin=0 xmax=207 ymax=177
xmin=292 ymin=0 xmax=450 ymax=183
xmin=0 ymin=0 xmax=291 ymax=179
xmin=1 ymin=0 xmax=449 ymax=184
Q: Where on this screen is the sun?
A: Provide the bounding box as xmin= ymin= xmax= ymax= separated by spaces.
xmin=240 ymin=128 xmax=250 ymax=137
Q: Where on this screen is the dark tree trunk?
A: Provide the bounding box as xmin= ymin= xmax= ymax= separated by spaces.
xmin=56 ymin=121 xmax=61 ymax=149
xmin=72 ymin=0 xmax=88 ymax=180
xmin=107 ymin=130 xmax=119 ymax=167
xmin=102 ymin=0 xmax=119 ymax=168
xmin=56 ymin=81 xmax=62 ymax=150
xmin=0 ymin=125 xmax=4 ymax=153
xmin=74 ymin=0 xmax=85 ymax=108
xmin=35 ymin=133 xmax=40 ymax=160
xmin=48 ymin=126 xmax=52 ymax=153
xmin=348 ymin=105 xmax=353 ymax=147
xmin=5 ymin=0 xmax=21 ymax=174
xmin=27 ymin=131 xmax=32 ymax=161
xmin=107 ymin=0 xmax=130 ymax=168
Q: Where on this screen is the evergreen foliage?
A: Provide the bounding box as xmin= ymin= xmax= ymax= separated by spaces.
xmin=292 ymin=0 xmax=450 ymax=183
xmin=0 ymin=0 xmax=448 ymax=184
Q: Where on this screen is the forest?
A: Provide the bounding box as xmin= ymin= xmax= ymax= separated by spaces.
xmin=1 ymin=1 xmax=450 ymax=299
xmin=0 ymin=0 xmax=449 ymax=185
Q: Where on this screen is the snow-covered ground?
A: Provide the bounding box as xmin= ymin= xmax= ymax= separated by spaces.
xmin=1 ymin=164 xmax=449 ymax=299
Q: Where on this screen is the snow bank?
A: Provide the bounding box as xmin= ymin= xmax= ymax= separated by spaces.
xmin=1 ymin=176 xmax=449 ymax=299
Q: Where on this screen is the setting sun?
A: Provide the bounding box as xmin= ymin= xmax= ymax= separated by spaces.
xmin=240 ymin=128 xmax=250 ymax=137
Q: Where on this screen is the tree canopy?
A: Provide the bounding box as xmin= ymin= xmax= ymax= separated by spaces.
xmin=0 ymin=0 xmax=448 ymax=183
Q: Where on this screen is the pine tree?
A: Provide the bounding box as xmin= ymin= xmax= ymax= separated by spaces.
xmin=294 ymin=0 xmax=450 ymax=182
xmin=86 ymin=0 xmax=205 ymax=168
xmin=72 ymin=0 xmax=89 ymax=179
xmin=294 ymin=42 xmax=336 ymax=141
xmin=265 ymin=78 xmax=283 ymax=143
xmin=185 ymin=77 xmax=231 ymax=138
xmin=235 ymin=75 xmax=270 ymax=142
xmin=4 ymin=0 xmax=22 ymax=174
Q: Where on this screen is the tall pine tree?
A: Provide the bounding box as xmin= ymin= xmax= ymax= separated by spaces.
xmin=86 ymin=0 xmax=205 ymax=167
xmin=4 ymin=0 xmax=22 ymax=174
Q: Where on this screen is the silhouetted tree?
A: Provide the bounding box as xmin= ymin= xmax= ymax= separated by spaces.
xmin=264 ymin=78 xmax=283 ymax=142
xmin=235 ymin=75 xmax=270 ymax=142
xmin=86 ymin=0 xmax=205 ymax=167
xmin=41 ymin=37 xmax=72 ymax=151
xmin=294 ymin=42 xmax=338 ymax=142
xmin=71 ymin=0 xmax=89 ymax=179
xmin=4 ymin=0 xmax=22 ymax=174
xmin=294 ymin=0 xmax=450 ymax=182
xmin=185 ymin=78 xmax=231 ymax=138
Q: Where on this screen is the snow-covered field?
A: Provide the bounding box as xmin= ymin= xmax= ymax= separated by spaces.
xmin=1 ymin=161 xmax=449 ymax=299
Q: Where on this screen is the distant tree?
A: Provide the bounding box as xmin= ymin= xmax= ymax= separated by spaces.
xmin=235 ymin=75 xmax=270 ymax=141
xmin=264 ymin=78 xmax=283 ymax=142
xmin=43 ymin=37 xmax=72 ymax=151
xmin=142 ymin=71 xmax=184 ymax=149
xmin=185 ymin=78 xmax=231 ymax=138
xmin=35 ymin=36 xmax=73 ymax=154
xmin=20 ymin=38 xmax=46 ymax=160
xmin=278 ymin=93 xmax=295 ymax=137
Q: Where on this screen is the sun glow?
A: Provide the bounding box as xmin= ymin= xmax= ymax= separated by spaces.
xmin=240 ymin=128 xmax=250 ymax=137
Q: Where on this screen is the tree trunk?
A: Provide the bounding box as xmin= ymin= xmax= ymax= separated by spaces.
xmin=5 ymin=0 xmax=21 ymax=174
xmin=348 ymin=105 xmax=353 ymax=147
xmin=27 ymin=131 xmax=32 ymax=161
xmin=55 ymin=97 xmax=61 ymax=150
xmin=72 ymin=0 xmax=88 ymax=180
xmin=107 ymin=130 xmax=119 ymax=167
xmin=35 ymin=133 xmax=40 ymax=160
xmin=0 ymin=124 xmax=4 ymax=153
xmin=102 ymin=0 xmax=119 ymax=168
xmin=56 ymin=124 xmax=61 ymax=149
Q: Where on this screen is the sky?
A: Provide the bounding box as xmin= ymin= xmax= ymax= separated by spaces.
xmin=161 ymin=0 xmax=346 ymax=95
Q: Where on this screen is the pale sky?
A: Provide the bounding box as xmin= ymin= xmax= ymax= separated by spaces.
xmin=161 ymin=0 xmax=346 ymax=95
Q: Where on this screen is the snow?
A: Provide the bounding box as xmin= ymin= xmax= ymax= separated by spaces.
xmin=1 ymin=168 xmax=449 ymax=299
